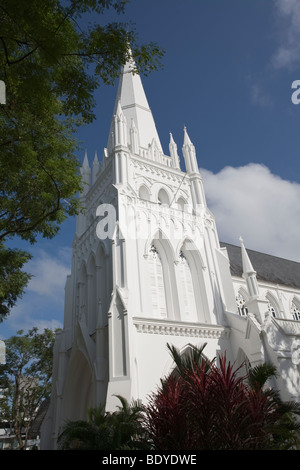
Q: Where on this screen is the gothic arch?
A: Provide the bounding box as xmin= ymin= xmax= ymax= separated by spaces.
xmin=291 ymin=296 xmax=300 ymax=321
xmin=236 ymin=287 xmax=249 ymax=316
xmin=144 ymin=228 xmax=176 ymax=262
xmin=265 ymin=291 xmax=280 ymax=318
xmin=175 ymin=237 xmax=205 ymax=267
xmin=138 ymin=184 xmax=151 ymax=201
xmin=162 ymin=343 xmax=210 ymax=379
xmin=235 ymin=348 xmax=251 ymax=378
xmin=237 ymin=286 xmax=249 ymax=301
xmin=177 ymin=238 xmax=210 ymax=323
xmin=158 ymin=188 xmax=170 ymax=206
xmin=61 ymin=349 xmax=94 ymax=423
xmin=176 ymin=196 xmax=187 ymax=211
xmin=95 ymin=239 xmax=110 ymax=261
xmin=145 ymin=229 xmax=179 ymax=320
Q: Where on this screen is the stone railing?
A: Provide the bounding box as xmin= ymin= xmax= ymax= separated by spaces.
xmin=273 ymin=318 xmax=300 ymax=336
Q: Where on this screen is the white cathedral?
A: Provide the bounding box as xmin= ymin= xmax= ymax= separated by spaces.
xmin=41 ymin=59 xmax=300 ymax=449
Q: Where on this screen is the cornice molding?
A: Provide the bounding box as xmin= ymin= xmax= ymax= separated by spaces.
xmin=133 ymin=317 xmax=230 ymax=339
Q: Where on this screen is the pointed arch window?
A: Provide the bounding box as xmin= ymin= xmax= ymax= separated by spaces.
xmin=178 ymin=250 xmax=197 ymax=321
xmin=148 ymin=245 xmax=167 ymax=318
xmin=267 ymin=302 xmax=276 ymax=318
xmin=177 ymin=197 xmax=186 ymax=211
xmin=236 ymin=293 xmax=248 ymax=317
xmin=158 ymin=188 xmax=170 ymax=206
xmin=139 ymin=185 xmax=150 ymax=201
xmin=291 ymin=301 xmax=300 ymax=321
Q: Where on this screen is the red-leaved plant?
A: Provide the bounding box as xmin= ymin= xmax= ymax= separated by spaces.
xmin=144 ymin=344 xmax=300 ymax=450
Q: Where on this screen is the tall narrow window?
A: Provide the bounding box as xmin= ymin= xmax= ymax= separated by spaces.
xmin=178 ymin=251 xmax=197 ymax=321
xmin=291 ymin=301 xmax=300 ymax=321
xmin=236 ymin=293 xmax=248 ymax=317
xmin=158 ymin=189 xmax=170 ymax=206
xmin=148 ymin=245 xmax=167 ymax=318
xmin=267 ymin=302 xmax=276 ymax=318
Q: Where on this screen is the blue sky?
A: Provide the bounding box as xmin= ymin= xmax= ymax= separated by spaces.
xmin=2 ymin=0 xmax=300 ymax=339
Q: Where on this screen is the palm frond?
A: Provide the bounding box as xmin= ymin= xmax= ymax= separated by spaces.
xmin=248 ymin=362 xmax=278 ymax=390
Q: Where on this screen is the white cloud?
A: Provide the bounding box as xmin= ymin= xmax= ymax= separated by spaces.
xmin=272 ymin=0 xmax=300 ymax=69
xmin=26 ymin=247 xmax=71 ymax=298
xmin=201 ymin=163 xmax=300 ymax=262
xmin=1 ymin=247 xmax=71 ymax=338
xmin=246 ymin=75 xmax=273 ymax=107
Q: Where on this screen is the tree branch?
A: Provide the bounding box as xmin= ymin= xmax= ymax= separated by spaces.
xmin=0 ymin=36 xmax=38 ymax=65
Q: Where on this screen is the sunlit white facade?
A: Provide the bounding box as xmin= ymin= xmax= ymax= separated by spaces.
xmin=41 ymin=59 xmax=300 ymax=450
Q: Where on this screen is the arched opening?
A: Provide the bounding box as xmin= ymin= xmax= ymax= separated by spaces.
xmin=169 ymin=343 xmax=210 ymax=379
xmin=146 ymin=231 xmax=179 ymax=320
xmin=139 ymin=185 xmax=150 ymax=201
xmin=177 ymin=239 xmax=210 ymax=323
xmin=62 ymin=350 xmax=94 ymax=423
xmin=148 ymin=244 xmax=167 ymax=318
xmin=178 ymin=250 xmax=197 ymax=322
xmin=236 ymin=291 xmax=248 ymax=317
xmin=158 ymin=188 xmax=170 ymax=206
xmin=177 ymin=197 xmax=186 ymax=211
xmin=291 ymin=297 xmax=300 ymax=321
xmin=265 ymin=292 xmax=280 ymax=318
xmin=236 ymin=348 xmax=251 ymax=380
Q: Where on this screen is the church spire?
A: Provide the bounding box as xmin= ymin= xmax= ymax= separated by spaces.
xmin=239 ymin=237 xmax=259 ymax=298
xmin=169 ymin=132 xmax=181 ymax=169
xmin=182 ymin=126 xmax=199 ymax=173
xmin=107 ymin=55 xmax=163 ymax=154
xmin=80 ymin=150 xmax=91 ymax=194
xmin=181 ymin=127 xmax=206 ymax=208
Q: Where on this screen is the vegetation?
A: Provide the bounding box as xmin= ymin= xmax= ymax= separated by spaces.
xmin=58 ymin=395 xmax=148 ymax=450
xmin=0 ymin=0 xmax=164 ymax=321
xmin=144 ymin=343 xmax=300 ymax=450
xmin=0 ymin=328 xmax=57 ymax=449
xmin=58 ymin=343 xmax=300 ymax=450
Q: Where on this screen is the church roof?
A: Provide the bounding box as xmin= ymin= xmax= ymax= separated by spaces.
xmin=220 ymin=242 xmax=300 ymax=289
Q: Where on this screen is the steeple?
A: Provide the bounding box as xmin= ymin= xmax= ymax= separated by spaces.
xmin=182 ymin=126 xmax=198 ymax=174
xmin=181 ymin=127 xmax=206 ymax=208
xmin=92 ymin=151 xmax=100 ymax=184
xmin=239 ymin=237 xmax=259 ymax=298
xmin=107 ymin=56 xmax=163 ymax=154
xmin=80 ymin=150 xmax=91 ymax=194
xmin=169 ymin=133 xmax=181 ymax=169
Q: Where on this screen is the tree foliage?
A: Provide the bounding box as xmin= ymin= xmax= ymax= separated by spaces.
xmin=0 ymin=328 xmax=57 ymax=449
xmin=144 ymin=343 xmax=300 ymax=450
xmin=57 ymin=344 xmax=300 ymax=450
xmin=0 ymin=243 xmax=32 ymax=320
xmin=0 ymin=0 xmax=164 ymax=320
xmin=57 ymin=395 xmax=149 ymax=450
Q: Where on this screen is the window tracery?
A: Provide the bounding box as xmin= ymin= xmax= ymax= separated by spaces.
xmin=178 ymin=250 xmax=197 ymax=321
xmin=148 ymin=245 xmax=167 ymax=318
xmin=236 ymin=293 xmax=248 ymax=316
xmin=291 ymin=301 xmax=300 ymax=321
xmin=267 ymin=302 xmax=276 ymax=318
